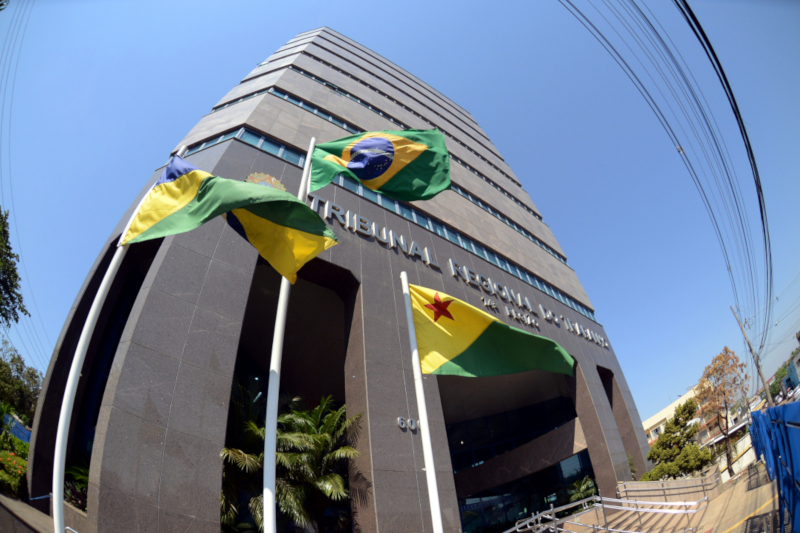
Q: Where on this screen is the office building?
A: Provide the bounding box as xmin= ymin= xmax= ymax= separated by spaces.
xmin=29 ymin=28 xmax=650 ymax=533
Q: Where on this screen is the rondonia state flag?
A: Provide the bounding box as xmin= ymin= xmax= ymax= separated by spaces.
xmin=409 ymin=284 xmax=575 ymax=377
xmin=310 ymin=129 xmax=450 ymax=202
xmin=121 ymin=156 xmax=338 ymax=283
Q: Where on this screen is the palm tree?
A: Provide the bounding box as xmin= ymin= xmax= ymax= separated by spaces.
xmin=568 ymin=476 xmax=597 ymax=503
xmin=221 ymin=382 xmax=361 ymax=533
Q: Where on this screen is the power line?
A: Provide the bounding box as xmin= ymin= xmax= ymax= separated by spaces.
xmin=556 ymin=0 xmax=773 ymax=382
xmin=0 ymin=0 xmax=50 ymax=372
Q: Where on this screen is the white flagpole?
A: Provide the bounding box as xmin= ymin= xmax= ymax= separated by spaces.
xmin=400 ymin=271 xmax=444 ymax=533
xmin=263 ymin=137 xmax=316 ymax=533
xmin=52 ymin=145 xmax=187 ymax=533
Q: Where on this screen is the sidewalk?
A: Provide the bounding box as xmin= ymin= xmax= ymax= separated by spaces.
xmin=694 ymin=463 xmax=785 ymax=533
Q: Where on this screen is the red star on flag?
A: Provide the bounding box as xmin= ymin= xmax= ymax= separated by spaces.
xmin=425 ymin=293 xmax=454 ymax=322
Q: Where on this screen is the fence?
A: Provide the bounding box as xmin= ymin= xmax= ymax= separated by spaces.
xmin=616 ymin=467 xmax=720 ymax=502
xmin=502 ymin=494 xmax=708 ymax=533
xmin=750 ymin=401 xmax=800 ymax=533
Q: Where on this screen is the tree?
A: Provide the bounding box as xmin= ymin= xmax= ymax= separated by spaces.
xmin=0 ymin=336 xmax=43 ymax=424
xmin=695 ymin=347 xmax=748 ymax=476
xmin=568 ymin=476 xmax=597 ymax=502
xmin=640 ymin=399 xmax=711 ymax=481
xmin=0 ymin=210 xmax=27 ymax=329
xmin=220 ymin=380 xmax=362 ymax=533
xmin=770 ymin=379 xmax=781 ymax=399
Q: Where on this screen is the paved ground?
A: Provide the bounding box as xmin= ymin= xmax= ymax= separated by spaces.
xmin=694 ymin=463 xmax=788 ymax=533
xmin=562 ymin=463 xmax=788 ymax=533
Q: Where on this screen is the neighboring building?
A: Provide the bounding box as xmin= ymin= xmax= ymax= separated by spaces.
xmin=642 ymin=389 xmax=697 ymax=445
xmin=29 ymin=29 xmax=650 ymax=533
xmin=785 ymin=351 xmax=800 ymax=390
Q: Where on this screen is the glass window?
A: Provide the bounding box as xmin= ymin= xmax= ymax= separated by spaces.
xmin=362 ymin=186 xmax=379 ymax=204
xmin=461 ymin=499 xmax=486 ymax=533
xmin=430 ymin=219 xmax=446 ymax=239
xmin=240 ymin=130 xmax=262 ymax=147
xmin=260 ymin=137 xmax=282 ymax=156
xmin=331 ymin=117 xmax=346 ymax=128
xmin=282 ymin=149 xmax=303 ymax=166
xmin=271 ymin=87 xmax=286 ymax=98
xmin=472 ymin=446 xmax=493 ymax=467
xmin=506 ymin=409 xmax=531 ymax=437
xmin=220 ymin=130 xmax=238 ymax=142
xmin=493 ymin=440 xmax=514 ymax=456
xmin=346 ymin=125 xmax=360 ymax=134
xmin=413 ymin=211 xmax=431 ymax=230
xmin=447 ymin=422 xmax=470 ymax=453
xmin=445 ymin=228 xmax=462 ymax=247
xmin=301 ymin=102 xmax=315 ymax=113
xmin=468 ymin=418 xmax=491 ymax=448
xmin=472 ymin=242 xmax=490 ymax=262
xmin=286 ymin=94 xmax=302 ymax=106
xmin=452 ymin=451 xmax=473 ymax=474
xmin=398 ymin=202 xmax=414 ymax=222
xmin=487 ymin=413 xmax=511 ymax=444
xmin=559 ymin=454 xmax=583 ymax=482
xmin=203 ymin=135 xmax=223 ymax=147
xmin=459 ymin=235 xmax=476 ymax=253
xmin=341 ymin=175 xmax=360 ymax=194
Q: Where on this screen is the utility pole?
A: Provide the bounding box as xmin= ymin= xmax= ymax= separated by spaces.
xmin=731 ymin=306 xmax=774 ymax=408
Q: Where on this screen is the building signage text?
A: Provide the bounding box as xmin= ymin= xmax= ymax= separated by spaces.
xmin=309 ymin=193 xmax=609 ymax=349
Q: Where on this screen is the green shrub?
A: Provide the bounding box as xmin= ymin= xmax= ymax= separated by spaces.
xmin=0 ymin=450 xmax=27 ymax=498
xmin=0 ymin=433 xmax=29 ymax=460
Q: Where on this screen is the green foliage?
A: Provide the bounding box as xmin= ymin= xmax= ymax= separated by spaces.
xmin=640 ymin=399 xmax=711 ymax=481
xmin=64 ymin=461 xmax=90 ymax=511
xmin=220 ymin=380 xmax=362 ymax=533
xmin=568 ymin=476 xmax=597 ymax=503
xmin=0 ymin=210 xmax=27 ymax=329
xmin=0 ymin=401 xmax=28 ymax=460
xmin=0 ymin=433 xmax=29 ymax=460
xmin=0 ymin=450 xmax=27 ymax=498
xmin=770 ymin=380 xmax=781 ymax=399
xmin=0 ymin=336 xmax=43 ymax=422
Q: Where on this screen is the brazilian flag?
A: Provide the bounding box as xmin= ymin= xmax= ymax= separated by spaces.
xmin=121 ymin=156 xmax=338 ymax=284
xmin=409 ymin=284 xmax=574 ymax=378
xmin=310 ymin=129 xmax=451 ymax=202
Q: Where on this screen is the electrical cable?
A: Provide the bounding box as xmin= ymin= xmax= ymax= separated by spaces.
xmin=556 ymin=0 xmax=773 ymax=396
xmin=0 ymin=0 xmax=50 ymax=372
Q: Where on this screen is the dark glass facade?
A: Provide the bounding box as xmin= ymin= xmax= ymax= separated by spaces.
xmin=459 ymin=450 xmax=595 ymax=533
xmin=447 ymin=397 xmax=577 ymax=473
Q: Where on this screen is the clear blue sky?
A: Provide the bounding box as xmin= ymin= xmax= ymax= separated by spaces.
xmin=0 ymin=0 xmax=797 ymax=420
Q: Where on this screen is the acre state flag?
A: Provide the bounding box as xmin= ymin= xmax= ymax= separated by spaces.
xmin=409 ymin=284 xmax=574 ymax=377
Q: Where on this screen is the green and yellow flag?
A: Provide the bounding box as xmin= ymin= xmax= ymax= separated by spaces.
xmin=310 ymin=129 xmax=450 ymax=202
xmin=121 ymin=156 xmax=338 ymax=283
xmin=409 ymin=284 xmax=575 ymax=377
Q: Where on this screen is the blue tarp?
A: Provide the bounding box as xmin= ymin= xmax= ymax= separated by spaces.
xmin=750 ymin=403 xmax=800 ymax=533
xmin=3 ymin=414 xmax=30 ymax=443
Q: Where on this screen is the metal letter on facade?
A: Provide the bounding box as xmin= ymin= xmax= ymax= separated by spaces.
xmin=493 ymin=282 xmax=508 ymax=301
xmin=463 ymin=266 xmax=480 ymax=287
xmin=390 ymin=231 xmax=408 ymax=254
xmin=423 ymin=247 xmax=441 ymax=270
xmin=308 ymin=193 xmax=325 ymax=214
xmin=355 ymin=215 xmax=374 ymax=237
xmin=325 ymin=201 xmax=347 ymax=226
xmin=408 ymin=241 xmax=424 ymax=260
xmin=373 ymin=223 xmax=390 ymax=245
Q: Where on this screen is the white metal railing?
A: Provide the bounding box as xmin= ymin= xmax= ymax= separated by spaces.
xmin=617 ymin=473 xmax=720 ymax=500
xmin=503 ymin=495 xmax=708 ymax=533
